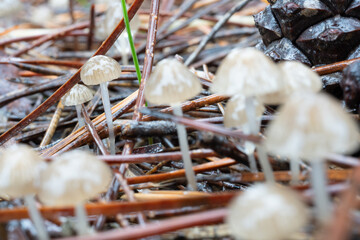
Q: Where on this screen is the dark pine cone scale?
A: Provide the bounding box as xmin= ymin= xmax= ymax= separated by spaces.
xmin=254 ymin=0 xmax=360 ymax=66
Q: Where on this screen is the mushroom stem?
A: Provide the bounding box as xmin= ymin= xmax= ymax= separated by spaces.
xmin=75 ymin=104 xmax=85 ymax=128
xmin=290 ymin=158 xmax=300 ymax=185
xmin=172 ymin=105 xmax=197 ymax=191
xmin=24 ymin=195 xmax=49 ymax=240
xmin=310 ymin=160 xmax=332 ymax=223
xmin=100 ymin=82 xmax=116 ymax=155
xmin=242 ymin=134 xmax=258 ymax=173
xmin=75 ymin=203 xmax=91 ymax=236
xmin=247 ymin=152 xmax=258 ymax=173
xmin=114 ymin=38 xmax=129 ymax=66
xmin=245 ymin=96 xmax=274 ymax=181
xmin=257 ymin=146 xmax=275 ymax=183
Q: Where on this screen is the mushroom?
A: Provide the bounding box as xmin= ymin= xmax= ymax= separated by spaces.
xmin=103 ymin=1 xmax=141 ymax=65
xmin=81 ymin=55 xmax=122 ymax=155
xmin=38 ymin=150 xmax=112 ymax=235
xmin=227 ymin=183 xmax=308 ymax=240
xmin=260 ymin=61 xmax=322 ymax=104
xmin=265 ymin=92 xmax=359 ymax=222
xmin=29 ymin=5 xmax=53 ymax=27
xmin=61 ymin=84 xmax=94 ymax=128
xmin=49 ymin=0 xmax=69 ymax=12
xmin=0 ymin=0 xmax=23 ymax=27
xmin=0 ymin=144 xmax=48 ymax=240
xmin=224 ymin=94 xmax=265 ymax=172
xmin=144 ymin=58 xmax=202 ymax=191
xmin=261 ymin=61 xmax=322 ymax=184
xmin=211 ymin=47 xmax=283 ymax=182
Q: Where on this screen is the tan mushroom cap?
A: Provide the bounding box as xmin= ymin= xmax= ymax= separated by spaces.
xmin=38 ymin=150 xmax=112 ymax=206
xmin=260 ymin=61 xmax=322 ymax=105
xmin=80 ymin=55 xmax=122 ymax=85
xmin=224 ymin=94 xmax=265 ymax=128
xmin=227 ymin=183 xmax=308 ymax=240
xmin=0 ymin=144 xmax=46 ymax=198
xmin=144 ymin=58 xmax=202 ymax=105
xmin=266 ymin=92 xmax=360 ymax=160
xmin=211 ymin=47 xmax=283 ymax=97
xmin=61 ymin=84 xmax=94 ymax=106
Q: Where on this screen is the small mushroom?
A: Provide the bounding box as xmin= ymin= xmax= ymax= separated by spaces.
xmin=81 ymin=55 xmax=122 ymax=155
xmin=61 ymin=84 xmax=94 ymax=128
xmin=224 ymin=94 xmax=265 ymax=172
xmin=261 ymin=61 xmax=322 ymax=104
xmin=38 ymin=150 xmax=112 ymax=235
xmin=212 ymin=47 xmax=283 ymax=182
xmin=265 ymin=92 xmax=360 ymax=222
xmin=261 ymin=61 xmax=322 ymax=184
xmin=144 ymin=58 xmax=202 ymax=191
xmin=227 ymin=183 xmax=308 ymax=240
xmin=103 ymin=2 xmax=141 ymax=65
xmin=0 ymin=144 xmax=48 ymax=240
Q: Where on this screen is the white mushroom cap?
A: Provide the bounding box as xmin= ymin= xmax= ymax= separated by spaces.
xmin=260 ymin=61 xmax=322 ymax=105
xmin=211 ymin=47 xmax=283 ymax=97
xmin=49 ymin=0 xmax=69 ymax=11
xmin=266 ymin=92 xmax=360 ymax=160
xmin=38 ymin=150 xmax=112 ymax=206
xmin=104 ymin=2 xmax=141 ymax=36
xmin=227 ymin=183 xmax=308 ymax=240
xmin=29 ymin=5 xmax=53 ymax=26
xmin=80 ymin=55 xmax=122 ymax=85
xmin=224 ymin=94 xmax=265 ymax=128
xmin=61 ymin=84 xmax=94 ymax=106
xmin=144 ymin=58 xmax=202 ymax=105
xmin=0 ymin=144 xmax=46 ymax=198
xmin=0 ymin=0 xmax=23 ymax=18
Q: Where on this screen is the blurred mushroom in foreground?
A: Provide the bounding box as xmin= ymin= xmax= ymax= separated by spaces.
xmin=39 ymin=150 xmax=112 ymax=236
xmin=0 ymin=144 xmax=48 ymax=240
xmin=266 ymin=92 xmax=360 ymax=223
xmin=227 ymin=183 xmax=308 ymax=240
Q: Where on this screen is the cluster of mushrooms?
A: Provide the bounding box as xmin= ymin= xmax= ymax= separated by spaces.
xmin=0 ymin=145 xmax=112 ymax=240
xmin=0 ymin=45 xmax=359 ymax=239
xmin=143 ymin=47 xmax=359 ymax=239
xmin=211 ymin=48 xmax=359 ymax=239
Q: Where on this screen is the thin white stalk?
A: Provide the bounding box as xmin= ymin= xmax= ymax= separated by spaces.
xmin=232 ymin=138 xmax=258 ymax=173
xmin=247 ymin=152 xmax=258 ymax=173
xmin=256 ymin=146 xmax=275 ymax=183
xmin=75 ymin=104 xmax=85 ymax=128
xmin=290 ymin=157 xmax=300 ymax=185
xmin=100 ymin=83 xmax=116 ymax=155
xmin=24 ymin=195 xmax=49 ymax=240
xmin=241 ymin=128 xmax=258 ymax=173
xmin=173 ymin=104 xmax=197 ymax=191
xmin=244 ymin=96 xmax=258 ymax=134
xmin=75 ymin=104 xmax=90 ymax=150
xmin=75 ymin=203 xmax=91 ymax=236
xmin=114 ymin=39 xmax=129 ymax=66
xmin=310 ymin=160 xmax=332 ymax=223
xmin=245 ymin=96 xmax=274 ymax=181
